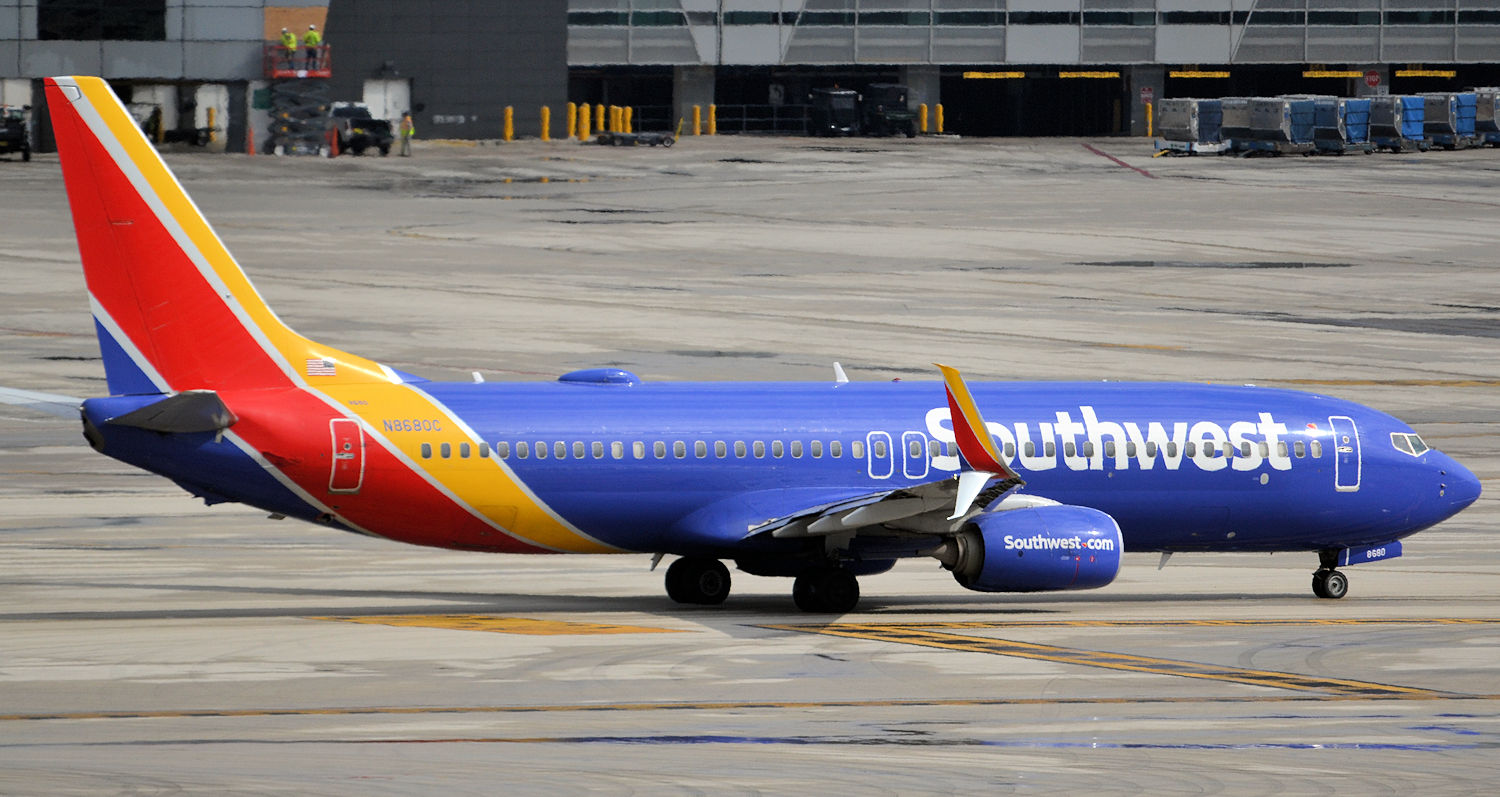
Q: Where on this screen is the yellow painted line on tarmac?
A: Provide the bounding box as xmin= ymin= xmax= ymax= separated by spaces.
xmin=313 ymin=615 xmax=683 ymax=635
xmin=8 ymin=692 xmax=1498 ymax=724
xmin=762 ymin=621 xmax=1466 ymax=698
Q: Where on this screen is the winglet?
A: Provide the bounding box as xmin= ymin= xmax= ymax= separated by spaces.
xmin=935 ymin=363 xmax=1023 ymax=518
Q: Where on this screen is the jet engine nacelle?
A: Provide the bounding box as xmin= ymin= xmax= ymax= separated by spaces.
xmin=940 ymin=505 xmax=1122 ymax=593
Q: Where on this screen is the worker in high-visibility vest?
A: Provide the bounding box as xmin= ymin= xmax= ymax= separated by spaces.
xmin=398 ymin=111 xmax=415 ymax=157
xmin=303 ymin=24 xmax=322 ymax=70
xmin=278 ymin=27 xmax=296 ymax=69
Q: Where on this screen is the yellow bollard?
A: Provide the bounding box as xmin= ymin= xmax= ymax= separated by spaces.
xmin=540 ymin=105 xmax=550 ymax=142
xmin=936 ymin=104 xmax=944 ymax=134
xmin=624 ymin=106 xmax=633 ymax=134
xmin=207 ymin=107 xmax=216 ymax=143
xmin=566 ymin=102 xmax=576 ymax=139
xmin=612 ymin=105 xmax=622 ymax=133
xmin=708 ymin=104 xmax=717 ymax=135
xmin=595 ymin=103 xmax=605 ymax=133
xmin=692 ymin=105 xmax=701 ymax=135
xmin=503 ymin=106 xmax=514 ymax=142
xmin=578 ymin=102 xmax=591 ymax=140
xmin=1145 ymin=101 xmax=1153 ymax=137
xmin=918 ymin=104 xmax=928 ymax=133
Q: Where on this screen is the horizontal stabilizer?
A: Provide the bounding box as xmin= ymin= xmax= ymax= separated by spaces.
xmin=0 ymin=386 xmax=82 ymax=419
xmin=105 ymin=390 xmax=237 ymax=434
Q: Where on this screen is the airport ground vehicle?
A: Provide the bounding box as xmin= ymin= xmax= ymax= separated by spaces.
xmin=328 ymin=102 xmax=393 ymax=156
xmin=0 ymin=105 xmax=30 ymax=161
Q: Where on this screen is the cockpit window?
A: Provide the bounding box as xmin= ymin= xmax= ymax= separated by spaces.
xmin=1390 ymin=432 xmax=1429 ymax=457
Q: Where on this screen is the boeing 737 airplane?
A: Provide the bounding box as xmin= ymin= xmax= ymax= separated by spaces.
xmin=20 ymin=76 xmax=1480 ymax=612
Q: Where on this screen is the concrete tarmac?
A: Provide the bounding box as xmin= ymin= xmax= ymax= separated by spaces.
xmin=2 ymin=136 xmax=1499 ymax=794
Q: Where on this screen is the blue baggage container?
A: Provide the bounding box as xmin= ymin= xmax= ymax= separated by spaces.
xmin=1313 ymin=97 xmax=1372 ymax=153
xmin=1370 ymin=95 xmax=1427 ymax=151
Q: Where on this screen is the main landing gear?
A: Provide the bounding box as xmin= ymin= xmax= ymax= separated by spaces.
xmin=664 ymin=556 xmax=730 ymax=605
xmin=662 ymin=557 xmax=862 ymax=613
xmin=792 ymin=567 xmax=860 ymax=614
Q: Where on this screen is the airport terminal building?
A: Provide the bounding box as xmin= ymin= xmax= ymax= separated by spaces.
xmin=4 ymin=1 xmax=1500 ymax=147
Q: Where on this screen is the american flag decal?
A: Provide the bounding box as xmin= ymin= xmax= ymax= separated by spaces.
xmin=306 ymin=357 xmax=337 ymax=376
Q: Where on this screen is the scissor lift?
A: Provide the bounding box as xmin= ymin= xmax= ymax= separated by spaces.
xmin=263 ymin=43 xmax=331 ymax=155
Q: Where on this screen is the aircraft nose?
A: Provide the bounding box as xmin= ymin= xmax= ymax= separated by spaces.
xmin=1434 ymin=453 xmax=1481 ymax=516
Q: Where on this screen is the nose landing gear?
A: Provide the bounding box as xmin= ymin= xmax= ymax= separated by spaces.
xmin=1311 ymin=568 xmax=1348 ymax=599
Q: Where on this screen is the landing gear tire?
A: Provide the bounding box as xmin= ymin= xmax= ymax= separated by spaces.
xmin=665 ymin=557 xmax=730 ymax=605
xmin=1312 ymin=568 xmax=1348 ymax=599
xmin=792 ymin=567 xmax=860 ymax=613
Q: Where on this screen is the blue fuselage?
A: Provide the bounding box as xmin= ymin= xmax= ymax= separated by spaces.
xmin=403 ymin=379 xmax=1477 ymax=556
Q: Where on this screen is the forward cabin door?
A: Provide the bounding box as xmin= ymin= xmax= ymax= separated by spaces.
xmin=1328 ymin=415 xmax=1361 ymax=493
xmin=329 ymin=418 xmax=365 ymax=493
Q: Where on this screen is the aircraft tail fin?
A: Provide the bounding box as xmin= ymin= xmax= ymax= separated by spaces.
xmin=45 ymin=76 xmax=396 ymax=395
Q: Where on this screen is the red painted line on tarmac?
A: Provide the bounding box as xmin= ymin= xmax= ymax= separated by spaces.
xmin=1082 ymin=143 xmax=1156 ymax=179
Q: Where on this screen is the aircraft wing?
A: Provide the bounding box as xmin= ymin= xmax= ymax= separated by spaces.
xmin=745 ymin=472 xmax=1026 ymax=540
xmin=0 ymin=386 xmax=82 ymax=419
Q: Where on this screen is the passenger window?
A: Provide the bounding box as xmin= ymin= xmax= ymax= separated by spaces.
xmin=633 ymin=441 xmax=645 ymax=459
xmin=1126 ymin=442 xmax=1137 ymax=457
xmin=611 ymin=441 xmax=624 ymax=459
xmin=791 ymin=441 xmax=803 ymax=458
xmin=1294 ymin=441 xmax=1306 ymax=458
xmin=459 ymin=442 xmax=470 ymax=458
xmin=715 ymin=441 xmax=727 ymax=458
xmin=1203 ymin=442 xmax=1215 ymax=457
xmin=1104 ymin=441 xmax=1115 ymax=459
xmin=810 ymin=440 xmax=822 ymax=458
xmin=574 ymin=441 xmax=585 ymax=459
xmin=440 ymin=442 xmax=452 ymax=458
xmin=1277 ymin=441 xmax=1289 ymax=458
xmin=478 ymin=442 xmax=490 ymax=458
xmin=909 ymin=439 xmax=922 ymax=458
xmin=1241 ymin=442 xmax=1252 ymax=458
xmin=535 ymin=442 xmax=548 ymax=460
xmin=1144 ymin=442 xmax=1156 ymax=457
xmin=555 ymin=441 xmax=566 ymax=459
xmin=654 ymin=441 xmax=667 ymax=459
xmin=1310 ymin=440 xmax=1323 ymax=458
xmin=1044 ymin=442 xmax=1055 ymax=458
xmin=593 ymin=441 xmax=604 ymax=459
xmin=674 ymin=441 xmax=687 ymax=459
xmin=1064 ymin=442 xmax=1075 ymax=458
xmin=695 ymin=441 xmax=707 ymax=458
xmin=772 ymin=441 xmax=784 ymax=458
xmin=735 ymin=441 xmax=747 ymax=458
xmin=1024 ymin=441 xmax=1036 ymax=457
xmin=1259 ymin=442 xmax=1270 ymax=458
xmin=497 ymin=441 xmax=510 ymax=459
xmin=754 ymin=441 xmax=766 ymax=458
xmin=852 ymin=440 xmax=864 ymax=458
xmin=517 ymin=441 xmax=530 ymax=459
xmin=873 ymin=440 xmax=887 ymax=458
xmin=421 ymin=442 xmax=432 ymax=459
xmin=1184 ymin=442 xmax=1196 ymax=457
xmin=831 ymin=441 xmax=842 ymax=458
xmin=1083 ymin=441 xmax=1095 ymax=458
xmin=1165 ymin=442 xmax=1177 ymax=457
